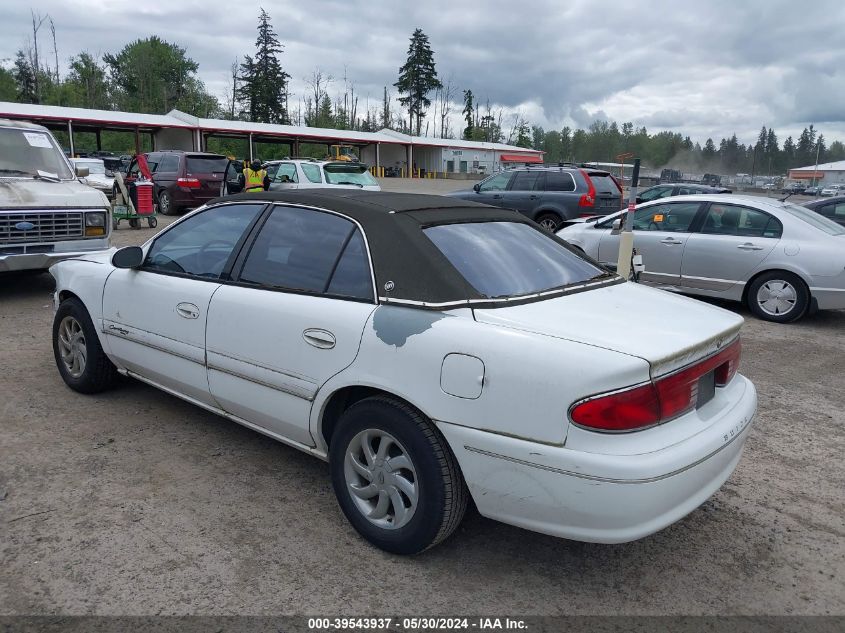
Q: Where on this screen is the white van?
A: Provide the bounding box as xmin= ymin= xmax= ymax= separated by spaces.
xmin=1 ymin=119 xmax=112 ymax=272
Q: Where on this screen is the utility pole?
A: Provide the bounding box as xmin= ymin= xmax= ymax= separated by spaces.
xmin=617 ymin=158 xmax=640 ymax=279
xmin=811 ymin=140 xmax=821 ymax=189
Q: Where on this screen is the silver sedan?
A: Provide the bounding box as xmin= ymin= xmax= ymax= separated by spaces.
xmin=558 ymin=194 xmax=845 ymax=322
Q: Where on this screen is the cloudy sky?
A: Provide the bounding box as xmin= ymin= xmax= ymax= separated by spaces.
xmin=2 ymin=0 xmax=845 ymax=145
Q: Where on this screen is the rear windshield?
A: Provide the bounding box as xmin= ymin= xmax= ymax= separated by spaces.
xmin=323 ymin=167 xmax=377 ymax=186
xmin=186 ymin=156 xmax=228 ymax=174
xmin=586 ymin=172 xmax=622 ymax=195
xmin=424 ymin=221 xmax=607 ymax=299
xmin=783 ymin=203 xmax=845 ymax=235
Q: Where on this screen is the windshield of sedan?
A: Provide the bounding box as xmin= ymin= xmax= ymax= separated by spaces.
xmin=0 ymin=127 xmax=74 ymax=180
xmin=424 ymin=221 xmax=609 ymax=299
xmin=782 ymin=203 xmax=845 ymax=235
xmin=323 ymin=167 xmax=377 ymax=186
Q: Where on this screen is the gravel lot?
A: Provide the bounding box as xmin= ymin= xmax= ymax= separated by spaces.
xmin=1 ymin=180 xmax=843 ymax=617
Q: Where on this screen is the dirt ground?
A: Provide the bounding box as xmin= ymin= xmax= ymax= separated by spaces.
xmin=1 ymin=181 xmax=843 ymax=616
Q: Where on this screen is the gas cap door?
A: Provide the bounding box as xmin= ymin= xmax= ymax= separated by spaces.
xmin=440 ymin=353 xmax=485 ymax=399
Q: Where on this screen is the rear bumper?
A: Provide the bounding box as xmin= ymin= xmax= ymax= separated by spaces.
xmin=171 ymin=188 xmax=221 ymax=207
xmin=0 ymin=240 xmax=111 ymax=272
xmin=810 ymin=270 xmax=845 ymax=310
xmin=438 ymin=375 xmax=757 ymax=543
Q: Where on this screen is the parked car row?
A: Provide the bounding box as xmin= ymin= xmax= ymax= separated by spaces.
xmin=221 ymin=158 xmax=381 ymax=196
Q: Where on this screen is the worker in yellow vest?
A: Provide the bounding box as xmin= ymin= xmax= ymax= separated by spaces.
xmin=239 ymin=159 xmax=269 ymax=193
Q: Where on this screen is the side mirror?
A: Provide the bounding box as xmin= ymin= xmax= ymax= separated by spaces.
xmin=112 ymin=245 xmax=144 ymax=269
xmin=611 ymin=218 xmax=622 ymax=234
xmin=473 ymin=183 xmax=480 ymax=192
xmin=75 ymin=165 xmax=90 ymax=178
xmin=635 ymin=197 xmax=643 ymax=204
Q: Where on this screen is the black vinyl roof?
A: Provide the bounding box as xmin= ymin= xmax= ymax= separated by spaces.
xmin=209 ymin=190 xmax=601 ymax=307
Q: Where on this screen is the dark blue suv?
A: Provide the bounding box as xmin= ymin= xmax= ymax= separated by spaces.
xmin=446 ymin=165 xmax=623 ymax=230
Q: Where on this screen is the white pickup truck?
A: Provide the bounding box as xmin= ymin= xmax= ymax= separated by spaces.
xmin=1 ymin=118 xmax=111 ymax=272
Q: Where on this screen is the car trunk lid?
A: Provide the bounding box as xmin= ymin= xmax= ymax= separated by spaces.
xmin=473 ymin=281 xmax=743 ymax=378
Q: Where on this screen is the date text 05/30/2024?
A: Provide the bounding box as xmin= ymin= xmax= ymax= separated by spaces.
xmin=307 ymin=617 xmax=528 ymax=630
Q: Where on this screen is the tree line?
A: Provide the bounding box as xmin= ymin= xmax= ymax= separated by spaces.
xmin=2 ymin=9 xmax=842 ymax=173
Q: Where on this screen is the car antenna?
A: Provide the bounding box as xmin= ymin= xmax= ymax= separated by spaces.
xmin=778 ymin=192 xmax=795 ymax=203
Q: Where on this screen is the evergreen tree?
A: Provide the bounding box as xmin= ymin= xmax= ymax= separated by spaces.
xmin=13 ymin=50 xmax=37 ymax=103
xmin=782 ymin=136 xmax=796 ymax=169
xmin=381 ymin=86 xmax=392 ymax=129
xmin=561 ymin=126 xmax=572 ymax=161
xmin=237 ymin=9 xmax=290 ymax=123
xmin=394 ymin=28 xmax=441 ymax=136
xmin=462 ymin=89 xmax=474 ymax=140
xmin=0 ymin=67 xmax=16 ymax=101
xmin=702 ymin=138 xmax=716 ymax=161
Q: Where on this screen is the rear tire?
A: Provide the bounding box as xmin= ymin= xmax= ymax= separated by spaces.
xmin=746 ymin=271 xmax=809 ymax=323
xmin=158 ymin=190 xmax=176 ymax=216
xmin=53 ymin=297 xmax=117 ymax=394
xmin=535 ymin=213 xmax=561 ymax=232
xmin=329 ymin=396 xmax=468 ymax=555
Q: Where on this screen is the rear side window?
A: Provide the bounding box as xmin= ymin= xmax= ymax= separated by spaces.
xmin=158 ymin=154 xmax=180 ymax=172
xmin=545 ymin=171 xmax=576 ymax=192
xmin=424 ymin=221 xmax=605 ymax=299
xmin=510 ymin=171 xmax=543 ymax=191
xmin=185 ymin=156 xmax=228 ymax=174
xmin=301 ymin=163 xmax=322 ymax=183
xmin=702 ymin=204 xmax=783 ymax=238
xmin=144 ymin=204 xmax=264 ymax=278
xmin=238 ymin=206 xmax=373 ymax=300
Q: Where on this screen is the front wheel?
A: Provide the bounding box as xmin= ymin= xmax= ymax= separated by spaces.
xmin=329 ymin=396 xmax=468 ymax=555
xmin=746 ymin=271 xmax=809 ymax=323
xmin=53 ymin=297 xmax=118 ymax=393
xmin=147 ymin=216 xmax=157 ymax=228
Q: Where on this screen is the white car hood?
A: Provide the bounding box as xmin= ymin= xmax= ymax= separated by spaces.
xmin=474 ymin=281 xmax=743 ymax=377
xmin=0 ymin=178 xmax=109 ymax=208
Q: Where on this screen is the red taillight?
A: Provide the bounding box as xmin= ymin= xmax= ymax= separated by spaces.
xmin=570 ymin=338 xmax=742 ymax=432
xmin=177 ymin=177 xmax=201 ymax=189
xmin=570 ymin=382 xmax=661 ymax=431
xmin=578 ymin=169 xmax=597 ymax=207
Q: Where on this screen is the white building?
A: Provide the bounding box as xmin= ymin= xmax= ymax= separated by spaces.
xmin=0 ymin=101 xmax=544 ymax=177
xmin=788 ymin=160 xmax=845 ymax=185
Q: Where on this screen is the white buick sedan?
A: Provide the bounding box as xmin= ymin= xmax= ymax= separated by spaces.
xmin=50 ymin=190 xmax=757 ymax=554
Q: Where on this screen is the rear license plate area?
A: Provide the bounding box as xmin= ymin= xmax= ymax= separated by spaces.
xmin=696 ymin=370 xmax=716 ymax=408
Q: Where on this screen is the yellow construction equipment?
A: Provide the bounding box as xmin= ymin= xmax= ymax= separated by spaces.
xmin=327 ymin=145 xmax=359 ymax=162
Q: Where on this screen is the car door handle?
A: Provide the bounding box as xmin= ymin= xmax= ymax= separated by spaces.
xmin=175 ymin=302 xmax=200 ymax=319
xmin=737 ymin=243 xmax=764 ymax=251
xmin=529 ymin=194 xmax=540 ymax=199
xmin=303 ymin=328 xmax=336 ymax=349
xmin=492 ymin=194 xmax=503 ymax=199
xmin=660 ymin=237 xmax=684 ymax=245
